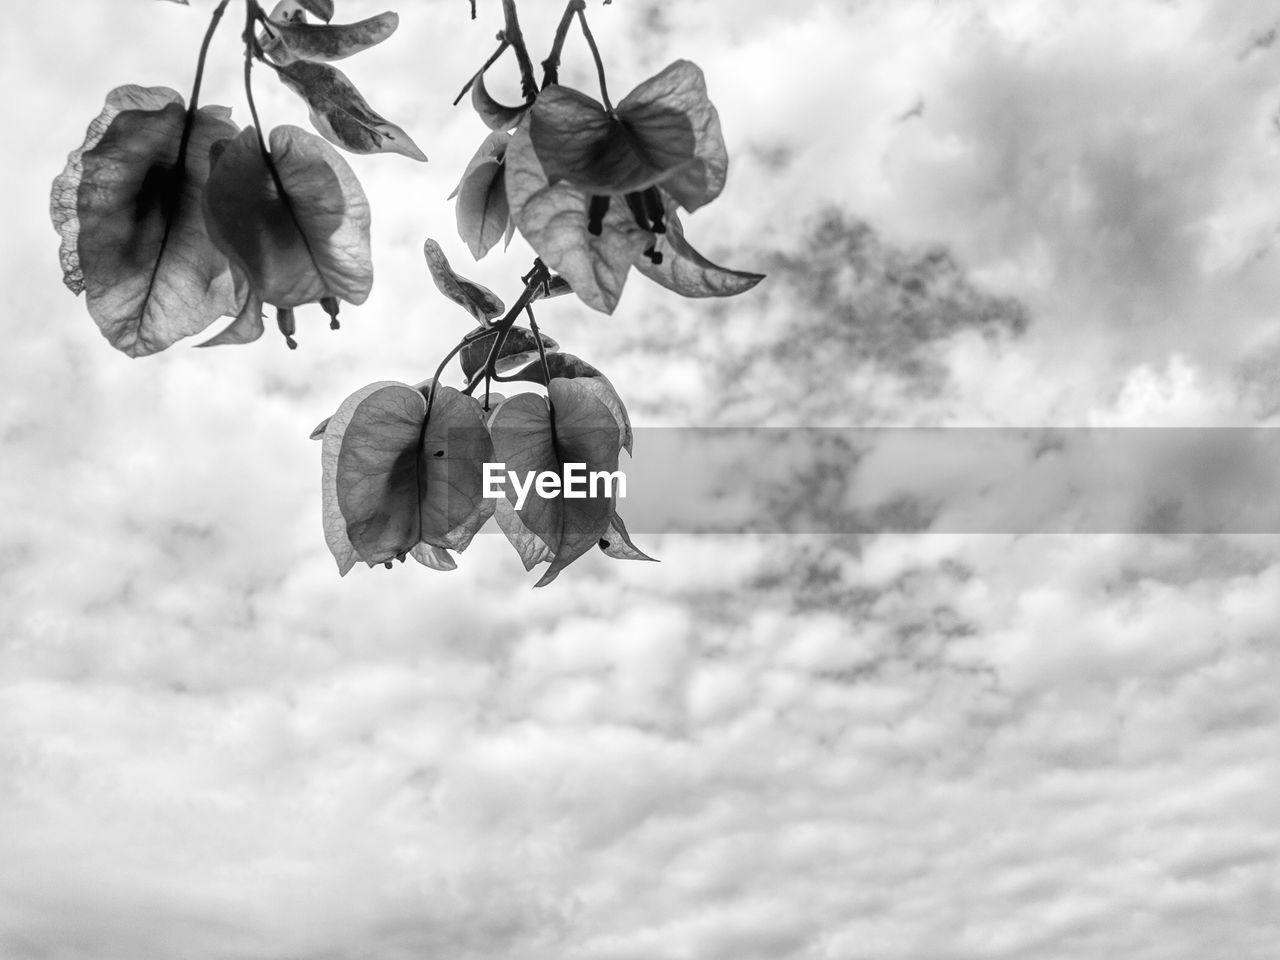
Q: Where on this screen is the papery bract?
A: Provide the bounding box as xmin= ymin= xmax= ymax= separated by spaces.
xmin=505 ymin=116 xmax=650 ymax=313
xmin=260 ymin=0 xmax=334 ymax=24
xmin=197 ymin=270 xmax=266 ymax=346
xmin=330 ymin=381 xmax=494 ymax=567
xmin=450 ymin=131 xmax=512 ymax=260
xmin=506 ymin=116 xmax=761 ymax=312
xmin=472 ymin=73 xmax=530 ymax=132
xmin=459 ymin=325 xmax=559 ymax=382
xmin=501 ymin=353 xmax=632 ymax=454
xmin=320 ymin=381 xmax=400 ymax=575
xmin=202 ymin=125 xmax=372 ymax=324
xmin=411 ymin=543 xmax=458 ymax=571
xmin=599 ymin=511 xmax=655 ymax=562
xmin=296 ymin=0 xmax=334 ymax=21
xmin=278 ymin=60 xmax=426 ymax=160
xmin=529 ymin=60 xmax=725 ymax=211
xmin=423 ymin=239 xmax=503 ymax=324
xmin=417 ymin=386 xmax=496 ymax=552
xmin=635 ymin=206 xmax=764 ymax=299
xmin=504 ymin=59 xmax=763 ymax=312
xmin=261 ymin=10 xmax=399 ymax=65
xmin=487 ymin=379 xmax=623 ymax=586
xmin=50 ymin=85 xmax=240 ymax=356
xmin=491 ymin=491 xmax=554 ymax=572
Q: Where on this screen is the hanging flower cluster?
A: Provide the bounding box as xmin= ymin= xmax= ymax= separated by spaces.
xmin=50 ymin=0 xmax=424 ymax=355
xmin=453 ymin=50 xmax=763 ymax=313
xmin=49 ymin=0 xmax=765 ymax=586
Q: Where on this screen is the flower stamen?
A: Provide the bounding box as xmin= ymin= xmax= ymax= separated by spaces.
xmin=321 ymin=296 xmax=341 ymax=331
xmin=276 ymin=307 xmax=298 ymax=350
xmin=624 ymin=191 xmax=652 ymax=232
xmin=587 ymin=194 xmax=611 ymax=236
xmin=642 ymin=187 xmax=666 ymax=234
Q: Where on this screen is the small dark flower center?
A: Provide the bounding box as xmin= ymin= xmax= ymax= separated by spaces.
xmin=589 ymin=187 xmax=666 ymax=253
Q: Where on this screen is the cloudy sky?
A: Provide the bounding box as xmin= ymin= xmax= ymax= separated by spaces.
xmin=2 ymin=0 xmax=1279 ymax=957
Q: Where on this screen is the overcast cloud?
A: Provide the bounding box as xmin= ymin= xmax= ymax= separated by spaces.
xmin=1 ymin=1 xmax=1278 ymax=958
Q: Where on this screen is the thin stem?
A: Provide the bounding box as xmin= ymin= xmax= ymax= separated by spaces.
xmin=255 ymin=9 xmax=279 ymax=41
xmin=416 ymin=329 xmax=482 ymax=528
xmin=141 ymin=0 xmax=231 ymax=333
xmin=242 ymin=1 xmax=332 ymax=331
xmin=463 ymin=324 xmax=502 ymax=342
xmin=460 ymin=321 xmax=513 ymax=398
xmin=452 ymin=39 xmax=509 ymax=107
xmin=166 ymin=0 xmax=232 ymax=196
xmin=462 ymin=320 xmax=511 ymax=396
xmin=424 ymin=333 xmax=484 ymax=420
xmin=576 ymin=7 xmax=612 ymax=112
xmin=541 ymin=0 xmax=585 ymax=88
xmin=527 ymin=307 xmax=554 ymax=389
xmin=254 ymin=56 xmax=288 ymax=82
xmin=456 ymin=261 xmax=551 ymax=399
xmin=417 ymin=256 xmax=544 ymax=512
xmin=430 ymin=320 xmax=518 ymax=404
xmin=187 ymin=0 xmax=232 ymax=115
xmin=460 ymin=325 xmax=514 ymax=399
xmin=527 ymin=307 xmax=561 ymax=454
xmin=500 ymin=0 xmax=539 ymax=102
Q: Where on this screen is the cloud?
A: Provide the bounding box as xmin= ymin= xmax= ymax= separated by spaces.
xmin=1 ymin=1 xmax=1278 ymax=959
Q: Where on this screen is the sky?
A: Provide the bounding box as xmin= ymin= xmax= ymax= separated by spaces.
xmin=1 ymin=0 xmax=1279 ymax=958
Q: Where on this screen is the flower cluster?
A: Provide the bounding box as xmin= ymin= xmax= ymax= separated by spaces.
xmin=454 ymin=58 xmax=763 ymax=313
xmin=50 ymin=0 xmax=424 ymax=355
xmin=49 ymin=0 xmax=765 ymax=587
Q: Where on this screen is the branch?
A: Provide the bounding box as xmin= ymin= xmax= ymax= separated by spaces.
xmin=452 ymin=39 xmax=509 ymax=106
xmin=445 ymin=261 xmax=552 ymax=403
xmin=152 ymin=0 xmax=231 ymax=298
xmin=541 ymin=0 xmax=585 ymax=88
xmin=186 ymin=0 xmax=232 ymax=115
xmin=500 ymin=0 xmax=539 ymax=102
xmin=527 ymin=305 xmax=561 ymax=455
xmin=576 ymin=6 xmax=612 ymax=112
xmin=241 ymin=1 xmax=333 ymax=336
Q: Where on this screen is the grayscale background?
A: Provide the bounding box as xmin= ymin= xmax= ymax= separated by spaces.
xmin=2 ymin=1 xmax=1278 ymax=957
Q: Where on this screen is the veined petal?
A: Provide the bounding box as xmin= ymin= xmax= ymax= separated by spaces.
xmin=203 ymin=125 xmax=372 ymax=311
xmin=506 ymin=118 xmax=651 ymax=314
xmin=449 ymin=132 xmax=511 ymax=260
xmin=196 ymin=269 xmax=266 ymax=346
xmin=261 ymin=10 xmax=399 ymax=66
xmin=619 ymin=60 xmax=727 ymax=211
xmin=51 ymin=86 xmax=240 ymax=356
xmin=422 ymin=238 xmax=504 ymax=324
xmin=277 ymin=60 xmax=426 ymax=160
xmin=530 ymin=84 xmax=695 ymax=195
xmin=472 ymin=73 xmax=530 ymax=132
xmin=635 ymin=203 xmax=763 ymax=299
